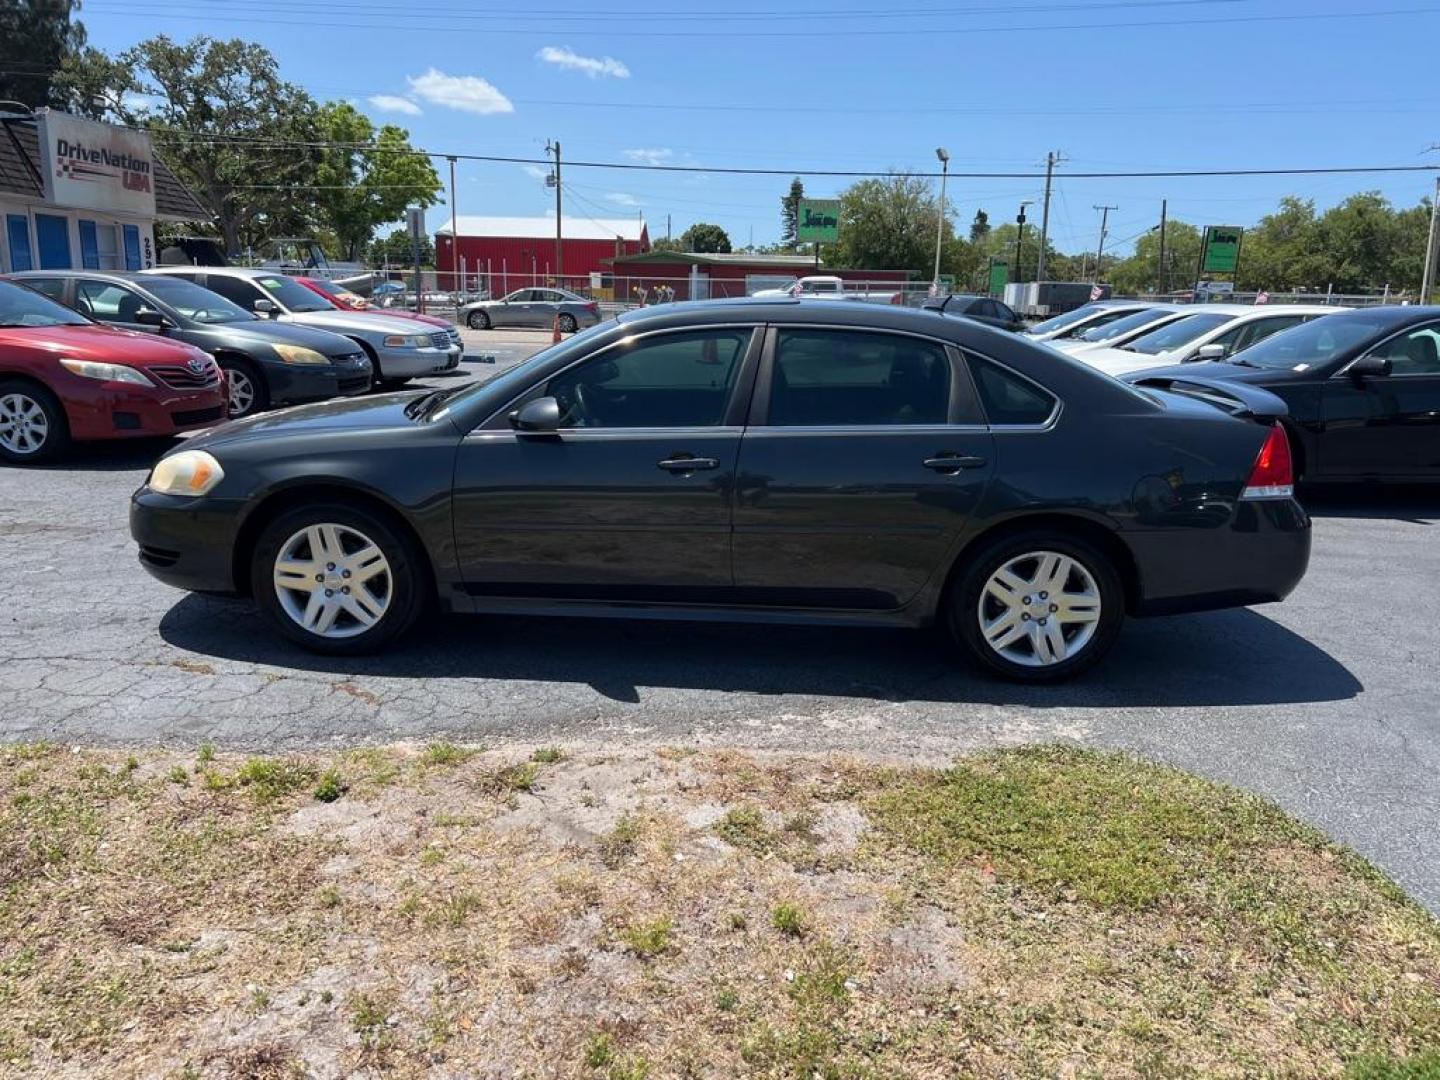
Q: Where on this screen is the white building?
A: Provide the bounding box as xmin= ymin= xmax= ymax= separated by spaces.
xmin=0 ymin=108 xmax=208 ymax=275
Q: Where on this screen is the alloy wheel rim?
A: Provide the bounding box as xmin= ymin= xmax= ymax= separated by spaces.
xmin=469 ymin=312 xmax=487 ymax=328
xmin=0 ymin=393 xmax=49 ymax=455
xmin=227 ymin=369 xmax=255 ymax=416
xmin=976 ymin=550 xmax=1101 ymax=667
xmin=273 ymin=523 xmax=392 ymax=639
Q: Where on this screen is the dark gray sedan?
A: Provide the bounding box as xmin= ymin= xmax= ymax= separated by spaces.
xmin=9 ymin=270 xmax=372 ymax=418
xmin=461 ymin=288 xmax=601 ymax=332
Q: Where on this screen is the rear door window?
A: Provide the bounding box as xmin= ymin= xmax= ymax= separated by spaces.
xmin=767 ymin=329 xmax=957 ymax=426
xmin=203 ymin=274 xmax=267 ymax=310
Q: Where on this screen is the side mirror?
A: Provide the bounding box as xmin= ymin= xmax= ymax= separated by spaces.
xmin=509 ymin=396 xmax=562 ymax=433
xmin=253 ymin=298 xmax=277 ymax=316
xmin=1195 ymin=343 xmax=1228 ymax=361
xmin=1349 ymin=353 xmax=1392 ymax=379
xmin=134 ymin=308 xmax=171 ymax=328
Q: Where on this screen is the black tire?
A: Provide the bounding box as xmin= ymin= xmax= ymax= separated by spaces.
xmin=946 ymin=530 xmax=1125 ymax=683
xmin=558 ymin=313 xmax=578 ymax=333
xmin=0 ymin=379 xmax=70 ymax=464
xmin=217 ymin=356 xmax=268 ymax=419
xmin=467 ymin=310 xmax=490 ymax=330
xmin=250 ymin=500 xmax=429 ymax=655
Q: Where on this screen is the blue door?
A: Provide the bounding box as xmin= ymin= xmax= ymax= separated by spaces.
xmin=78 ymin=219 xmax=100 ymax=269
xmin=5 ymin=214 xmax=33 ymax=272
xmin=34 ymin=214 xmax=72 ymax=269
xmin=122 ymin=224 xmax=142 ymax=270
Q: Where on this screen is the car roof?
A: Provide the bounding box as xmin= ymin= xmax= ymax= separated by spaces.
xmin=614 ymin=296 xmax=1007 ymax=334
xmin=10 ymin=269 xmax=150 ymax=283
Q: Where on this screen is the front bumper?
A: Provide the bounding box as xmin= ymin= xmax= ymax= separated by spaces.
xmin=66 ymin=383 xmax=227 ymax=441
xmin=1126 ymin=497 xmax=1311 ymax=616
xmin=375 ymin=342 xmax=463 ymax=378
xmin=131 ymin=489 xmax=246 ymax=593
xmin=265 ymin=352 xmax=373 ymax=405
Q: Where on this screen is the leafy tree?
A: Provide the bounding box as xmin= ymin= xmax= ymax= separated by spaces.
xmin=313 ymin=102 xmax=440 ymax=262
xmin=371 ymin=227 xmax=433 ymax=266
xmin=969 ymin=209 xmax=990 ymax=244
xmin=56 ymin=35 xmax=323 ymax=256
xmin=781 ymin=177 xmax=804 ymax=249
xmin=969 ymin=222 xmax=1060 ymax=286
xmin=650 ymin=236 xmax=685 ymax=253
xmin=1107 ymin=220 xmax=1203 ymax=294
xmin=830 ymin=173 xmax=950 ymax=275
xmin=0 ymin=1 xmax=86 ymax=111
xmin=681 ymin=222 xmax=731 ymax=253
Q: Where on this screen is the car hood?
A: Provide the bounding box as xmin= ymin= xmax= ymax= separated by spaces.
xmin=1071 ymin=345 xmax=1181 ymax=376
xmin=202 ymin=318 xmax=361 ymax=355
xmin=285 ymin=310 xmax=437 ymax=337
xmin=0 ymin=322 xmax=205 ymax=363
xmin=187 ymin=389 xmax=426 ymax=449
xmin=1120 ymin=360 xmax=1290 ymax=385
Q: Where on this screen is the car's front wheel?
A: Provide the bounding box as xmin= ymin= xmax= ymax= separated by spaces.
xmin=219 ymin=357 xmax=267 ymax=419
xmin=948 ymin=530 xmax=1124 ymax=682
xmin=251 ymin=502 xmax=427 ymax=654
xmin=467 ymin=310 xmax=490 ymax=330
xmin=0 ymin=380 xmax=70 ymax=464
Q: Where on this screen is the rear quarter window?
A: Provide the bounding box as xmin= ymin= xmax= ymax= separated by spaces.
xmin=970 ymin=356 xmax=1058 ymax=425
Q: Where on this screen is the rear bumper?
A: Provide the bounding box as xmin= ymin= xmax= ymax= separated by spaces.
xmin=66 ymin=384 xmax=227 ymax=441
xmin=130 ymin=489 xmax=245 ymax=593
xmin=1126 ymin=497 xmax=1311 ymax=616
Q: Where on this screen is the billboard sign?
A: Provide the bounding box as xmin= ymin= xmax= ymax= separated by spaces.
xmin=988 ymin=260 xmax=1008 ymax=295
xmin=1201 ymin=225 xmax=1243 ymax=273
xmin=796 ymin=199 xmax=841 ymax=244
xmin=36 ymin=109 xmax=156 ymax=217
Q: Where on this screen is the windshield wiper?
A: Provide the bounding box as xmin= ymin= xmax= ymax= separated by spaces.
xmin=1227 ymin=356 xmax=1256 ymax=367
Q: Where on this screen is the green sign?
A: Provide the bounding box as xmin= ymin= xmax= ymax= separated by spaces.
xmin=938 ymin=275 xmax=955 ymax=289
xmin=797 ymin=199 xmax=841 ymax=244
xmin=1201 ymin=226 xmax=1243 ymax=273
xmin=988 ymin=260 xmax=1009 ymax=295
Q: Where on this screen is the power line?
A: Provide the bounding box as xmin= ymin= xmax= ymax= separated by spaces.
xmin=78 ymin=3 xmax=1440 ymax=38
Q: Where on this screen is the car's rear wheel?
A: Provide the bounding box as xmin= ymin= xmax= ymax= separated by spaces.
xmin=250 ymin=502 xmax=427 ymax=655
xmin=218 ymin=357 xmax=267 ymax=419
xmin=558 ymin=313 xmax=578 ymax=333
xmin=0 ymin=380 xmax=70 ymax=464
xmin=947 ymin=530 xmax=1124 ymax=682
xmin=467 ymin=310 xmax=490 ymax=330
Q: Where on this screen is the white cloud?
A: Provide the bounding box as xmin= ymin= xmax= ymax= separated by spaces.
xmin=367 ymin=94 xmax=422 ymax=116
xmin=606 ymin=192 xmax=642 ymax=208
xmin=622 ymin=148 xmax=672 ymax=166
xmin=406 ymin=68 xmax=514 ymax=115
xmin=120 ymin=91 xmax=164 ymax=113
xmin=520 ymin=164 xmax=550 ymax=182
xmin=537 ymin=45 xmax=630 ymax=79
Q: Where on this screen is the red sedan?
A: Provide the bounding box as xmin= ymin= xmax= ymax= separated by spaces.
xmin=0 ymin=279 xmax=226 ymax=464
xmin=294 ymin=276 xmax=453 ymax=330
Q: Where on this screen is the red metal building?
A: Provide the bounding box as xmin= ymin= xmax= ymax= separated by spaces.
xmin=605 ymin=251 xmax=911 ymax=302
xmin=435 ymin=215 xmax=649 ymax=294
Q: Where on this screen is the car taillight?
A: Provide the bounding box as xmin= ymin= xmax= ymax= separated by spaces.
xmin=586 ymin=301 xmax=598 ymax=312
xmin=889 ymin=294 xmax=902 ymax=305
xmin=1241 ymin=424 xmax=1294 ymax=500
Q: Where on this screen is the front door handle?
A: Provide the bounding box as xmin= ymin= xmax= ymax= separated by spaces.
xmin=923 ymin=454 xmax=988 ymax=473
xmin=658 ymin=455 xmax=720 ymax=473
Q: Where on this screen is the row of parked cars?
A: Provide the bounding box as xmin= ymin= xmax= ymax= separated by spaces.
xmin=0 ymin=267 xmax=465 ymax=464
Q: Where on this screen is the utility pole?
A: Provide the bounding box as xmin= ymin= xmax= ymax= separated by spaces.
xmin=1014 ymin=200 xmax=1033 ymax=284
xmin=666 ymin=213 xmax=671 ymax=241
xmin=1157 ymin=199 xmax=1168 ymax=296
xmin=1036 ymin=150 xmax=1063 ymax=282
xmin=1423 ymin=175 xmax=1440 ymax=305
xmin=546 ymin=140 xmax=563 ymax=287
xmin=446 ymin=155 xmax=458 ymax=293
xmin=1092 ymin=204 xmax=1117 ymax=282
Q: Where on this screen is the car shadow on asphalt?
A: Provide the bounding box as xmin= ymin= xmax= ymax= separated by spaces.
xmin=3 ymin=438 xmax=177 ymax=473
xmin=1303 ymin=484 xmax=1440 ymax=524
xmin=159 ymin=596 xmax=1361 ymax=709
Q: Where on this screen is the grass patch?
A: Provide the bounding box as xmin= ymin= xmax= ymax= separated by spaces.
xmin=770 ymin=902 xmax=806 ymax=938
xmin=234 ymin=758 xmax=316 ymax=804
xmin=620 ymin=916 xmax=675 ymax=959
xmin=713 ymin=804 xmax=774 ymax=853
xmin=423 ymin=742 xmax=476 ymax=768
xmin=531 ymin=746 xmax=564 ymax=764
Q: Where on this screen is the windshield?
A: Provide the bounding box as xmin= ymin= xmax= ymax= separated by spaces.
xmin=0 ymin=280 xmax=91 ymax=328
xmin=1028 ymin=304 xmax=1108 ymax=335
xmin=428 ymin=319 xmax=616 ymax=420
xmin=1077 ymin=307 xmax=1177 ymax=342
xmin=1122 ymin=312 xmax=1233 ymax=355
xmin=1231 ymin=313 xmax=1389 ymax=370
xmin=141 ymin=276 xmax=256 ymax=324
xmin=254 ymin=274 xmax=337 ymax=313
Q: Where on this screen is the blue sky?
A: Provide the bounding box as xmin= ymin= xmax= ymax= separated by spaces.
xmin=83 ymin=0 xmax=1440 ymax=258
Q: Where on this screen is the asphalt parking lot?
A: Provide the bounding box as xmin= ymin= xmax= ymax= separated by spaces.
xmin=2 ymin=325 xmax=1438 ymax=912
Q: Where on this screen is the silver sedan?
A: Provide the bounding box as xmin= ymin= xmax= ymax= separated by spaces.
xmin=461 ymin=288 xmax=601 ymax=331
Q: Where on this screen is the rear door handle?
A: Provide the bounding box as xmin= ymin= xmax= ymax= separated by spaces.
xmin=658 ymin=455 xmax=720 ymax=472
xmin=923 ymin=454 xmax=988 ymax=473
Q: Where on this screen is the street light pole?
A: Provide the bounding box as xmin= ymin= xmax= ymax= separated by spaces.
xmin=1422 ymin=175 xmax=1440 ymax=305
xmin=1014 ymin=200 xmax=1032 ymax=284
xmin=1092 ymin=204 xmax=1117 ymax=282
xmin=933 ymin=147 xmax=950 ymax=293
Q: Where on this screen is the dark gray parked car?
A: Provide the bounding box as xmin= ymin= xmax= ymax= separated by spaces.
xmin=461 ymin=288 xmax=601 ymax=332
xmin=9 ymin=271 xmax=372 ymax=418
xmin=921 ymin=294 xmax=1026 ymax=332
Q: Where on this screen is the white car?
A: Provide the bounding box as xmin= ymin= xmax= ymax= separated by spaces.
xmin=1050 ymin=304 xmax=1190 ymax=354
xmin=1068 ymin=304 xmax=1350 ymax=378
xmin=1024 ymin=301 xmax=1158 ymax=343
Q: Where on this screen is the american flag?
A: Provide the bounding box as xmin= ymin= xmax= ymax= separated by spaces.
xmin=1255 ymin=290 xmax=1270 ymax=305
xmin=1090 ymin=285 xmax=1103 ymax=301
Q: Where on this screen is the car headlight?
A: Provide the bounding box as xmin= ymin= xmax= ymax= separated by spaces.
xmin=382 ymin=334 xmax=429 ymax=348
xmin=59 ymin=357 xmax=154 ymax=386
xmin=148 ymin=450 xmax=225 ymax=496
xmin=272 ymin=343 xmax=330 ymax=366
